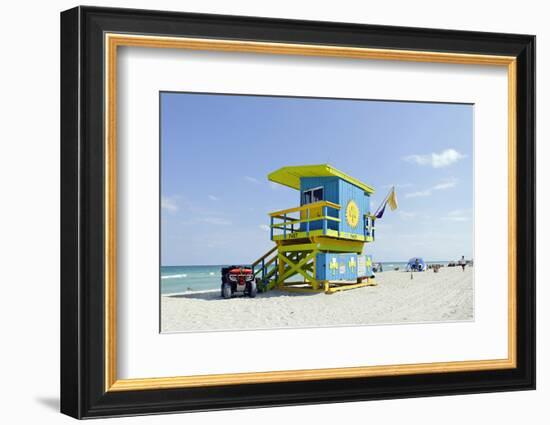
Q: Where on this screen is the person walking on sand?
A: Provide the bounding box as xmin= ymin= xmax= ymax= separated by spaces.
xmin=459 ymin=255 xmax=466 ymax=272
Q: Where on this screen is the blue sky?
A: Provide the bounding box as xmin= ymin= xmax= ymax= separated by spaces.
xmin=161 ymin=92 xmax=473 ymax=265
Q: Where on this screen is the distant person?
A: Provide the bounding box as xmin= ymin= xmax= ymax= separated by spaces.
xmin=459 ymin=255 xmax=466 ymax=272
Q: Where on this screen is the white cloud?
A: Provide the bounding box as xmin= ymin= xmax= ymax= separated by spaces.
xmin=244 ymin=176 xmax=260 ymax=184
xmin=259 ymin=224 xmax=271 ymax=232
xmin=403 ymin=149 xmax=466 ymax=168
xmin=208 ymin=194 xmax=220 ymax=201
xmin=432 ymin=179 xmax=458 ymax=190
xmin=432 ymin=149 xmax=466 ymax=168
xmin=405 ymin=190 xmax=431 ymax=199
xmin=404 ymin=178 xmax=458 ymax=198
xmin=161 ymin=196 xmax=178 ymax=212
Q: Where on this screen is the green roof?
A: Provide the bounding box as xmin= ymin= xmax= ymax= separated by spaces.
xmin=268 ymin=164 xmax=375 ymax=194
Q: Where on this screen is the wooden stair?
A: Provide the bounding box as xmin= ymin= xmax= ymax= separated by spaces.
xmin=251 ymin=246 xmax=279 ymax=292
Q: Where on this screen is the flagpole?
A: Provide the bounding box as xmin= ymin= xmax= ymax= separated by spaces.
xmin=373 ymin=186 xmax=394 ymax=217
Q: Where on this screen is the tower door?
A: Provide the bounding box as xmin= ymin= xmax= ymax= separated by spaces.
xmin=301 ymin=187 xmax=324 ymax=224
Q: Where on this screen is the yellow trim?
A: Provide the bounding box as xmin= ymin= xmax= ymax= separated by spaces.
xmin=311 ymin=236 xmax=365 ymax=252
xmin=268 ymin=164 xmax=375 ymax=193
xmin=271 ymin=216 xmax=340 ymax=229
xmin=104 ymin=33 xmax=518 ymax=392
xmin=269 ymin=200 xmax=340 ymax=217
xmin=272 ymin=229 xmax=371 ymax=242
xmin=273 ymin=230 xmax=323 ymax=240
xmin=325 ymin=280 xmax=375 ymax=294
xmin=278 ymin=243 xmax=317 ymax=252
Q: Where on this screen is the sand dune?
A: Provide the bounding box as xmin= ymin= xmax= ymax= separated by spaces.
xmin=161 ymin=266 xmax=473 ymax=333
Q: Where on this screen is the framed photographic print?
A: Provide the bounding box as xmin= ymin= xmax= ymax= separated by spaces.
xmin=60 ymin=6 xmax=535 ymax=419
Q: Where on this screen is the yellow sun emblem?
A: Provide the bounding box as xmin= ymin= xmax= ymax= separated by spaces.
xmin=345 ymin=200 xmax=360 ymax=228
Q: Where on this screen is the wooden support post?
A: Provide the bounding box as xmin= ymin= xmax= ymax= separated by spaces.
xmin=306 ymin=207 xmax=310 ymax=236
xmin=277 ymin=251 xmax=285 ymax=288
xmin=322 ymin=205 xmax=327 ymax=234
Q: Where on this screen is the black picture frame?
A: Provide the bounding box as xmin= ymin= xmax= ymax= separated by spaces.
xmin=61 ymin=5 xmax=535 ymax=419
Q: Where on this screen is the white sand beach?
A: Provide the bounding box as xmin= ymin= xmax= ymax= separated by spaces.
xmin=161 ymin=266 xmax=474 ymax=333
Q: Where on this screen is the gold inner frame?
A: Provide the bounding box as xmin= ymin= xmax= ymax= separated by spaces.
xmin=104 ymin=33 xmax=517 ymax=392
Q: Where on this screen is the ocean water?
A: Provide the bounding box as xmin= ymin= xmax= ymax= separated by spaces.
xmin=161 ymin=265 xmax=224 ymax=294
xmin=160 ymin=261 xmax=449 ymax=295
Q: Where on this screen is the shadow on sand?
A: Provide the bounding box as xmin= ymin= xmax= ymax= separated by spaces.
xmin=165 ymin=288 xmax=320 ymax=301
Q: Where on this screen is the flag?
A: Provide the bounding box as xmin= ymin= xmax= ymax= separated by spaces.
xmin=387 ymin=188 xmax=398 ymax=211
xmin=375 ymin=203 xmax=386 ymax=219
xmin=373 ymin=187 xmax=398 ymax=219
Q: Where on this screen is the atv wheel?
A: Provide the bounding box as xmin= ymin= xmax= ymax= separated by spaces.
xmin=222 ymin=283 xmax=232 ymax=299
xmin=248 ymin=281 xmax=257 ymax=298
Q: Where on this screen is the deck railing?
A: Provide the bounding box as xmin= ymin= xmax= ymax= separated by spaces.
xmin=364 ymin=214 xmax=376 ymax=240
xmin=268 ymin=201 xmax=341 ymax=240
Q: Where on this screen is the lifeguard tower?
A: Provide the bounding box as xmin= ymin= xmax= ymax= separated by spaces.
xmin=252 ymin=164 xmax=377 ymax=294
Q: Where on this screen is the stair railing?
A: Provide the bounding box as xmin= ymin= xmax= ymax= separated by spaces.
xmin=251 ymin=246 xmax=278 ymax=290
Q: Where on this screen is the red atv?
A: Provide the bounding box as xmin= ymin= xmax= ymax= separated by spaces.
xmin=220 ymin=266 xmax=257 ymax=299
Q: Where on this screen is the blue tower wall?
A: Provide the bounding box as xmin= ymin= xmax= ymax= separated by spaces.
xmin=316 ymin=253 xmax=357 ymax=281
xmin=299 ymin=177 xmax=339 ymax=231
xmin=298 ymin=177 xmax=371 ymax=236
xmin=338 ymin=180 xmax=371 ymax=237
xmin=316 ymin=253 xmax=374 ymax=281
